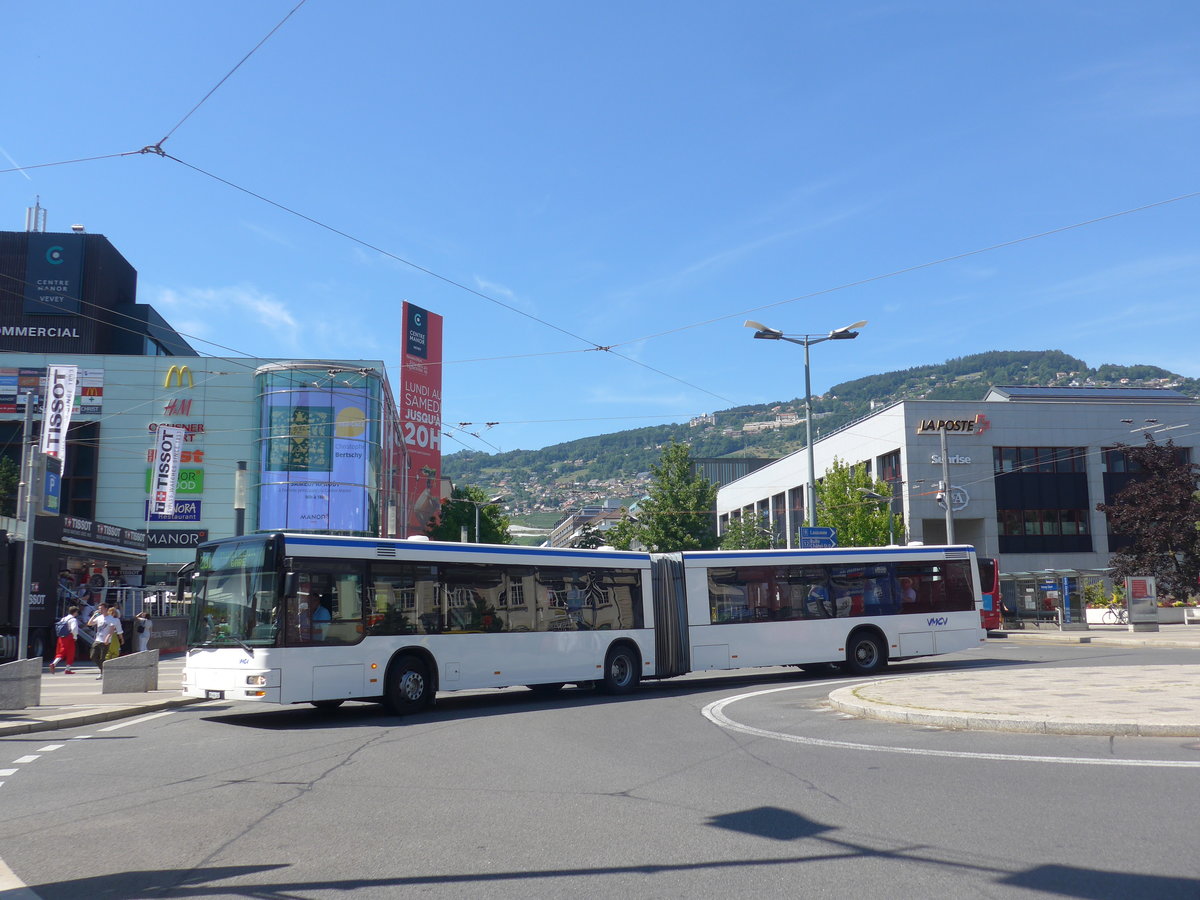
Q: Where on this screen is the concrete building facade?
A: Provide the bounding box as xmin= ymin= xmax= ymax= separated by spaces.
xmin=717 ymin=386 xmax=1198 ymax=581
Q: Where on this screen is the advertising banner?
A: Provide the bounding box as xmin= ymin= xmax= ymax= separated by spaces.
xmin=40 ymin=364 xmax=78 ymax=465
xmin=0 ymin=366 xmax=103 ymax=415
xmin=144 ymin=467 xmax=204 ymax=494
xmin=402 ymin=302 xmax=443 ymax=535
xmin=146 ymin=529 xmax=209 ymax=548
xmin=24 ymin=233 xmax=85 ymax=315
xmin=1125 ymin=576 xmax=1158 ymax=625
xmin=148 ymin=426 xmax=186 ymax=521
xmin=258 ymin=386 xmax=373 ymax=532
xmin=144 ymin=499 xmax=202 ymax=522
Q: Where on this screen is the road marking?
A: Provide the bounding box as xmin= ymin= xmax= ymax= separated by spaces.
xmin=11 ymin=756 xmax=39 ymax=764
xmin=0 ymin=769 xmax=16 ymax=777
xmin=703 ymin=684 xmax=1200 ymax=769
xmin=36 ymin=745 xmax=64 ymax=752
xmin=0 ymin=854 xmax=38 ymax=898
xmin=98 ymin=711 xmax=174 ymax=732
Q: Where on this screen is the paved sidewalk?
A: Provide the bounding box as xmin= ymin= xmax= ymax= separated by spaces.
xmin=0 ymin=655 xmax=200 ymax=737
xmin=829 ymin=624 xmax=1200 ymax=736
xmin=989 ymin=621 xmax=1200 ymax=650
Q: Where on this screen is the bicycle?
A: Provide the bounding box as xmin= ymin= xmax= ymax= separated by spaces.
xmin=1101 ymin=606 xmax=1128 ymax=625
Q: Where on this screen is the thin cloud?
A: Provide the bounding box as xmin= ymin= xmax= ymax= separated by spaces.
xmin=1038 ymin=253 xmax=1200 ymax=301
xmin=0 ymin=145 xmax=31 ymax=181
xmin=241 ymin=220 xmax=294 ymax=247
xmin=1063 ymin=50 xmax=1200 ymax=120
xmin=152 ymin=284 xmax=301 ymax=350
xmin=474 ymin=276 xmax=538 ymax=314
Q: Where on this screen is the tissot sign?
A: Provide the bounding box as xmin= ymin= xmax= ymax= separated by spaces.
xmin=916 ymin=414 xmax=991 ymax=436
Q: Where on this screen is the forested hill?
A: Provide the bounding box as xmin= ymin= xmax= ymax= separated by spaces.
xmin=444 ymin=350 xmax=1199 ymax=510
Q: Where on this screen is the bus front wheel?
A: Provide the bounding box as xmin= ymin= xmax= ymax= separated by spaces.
xmin=386 ymin=654 xmax=433 ymax=715
xmin=844 ymin=632 xmax=887 ymax=676
xmin=600 ymin=645 xmax=641 ymax=694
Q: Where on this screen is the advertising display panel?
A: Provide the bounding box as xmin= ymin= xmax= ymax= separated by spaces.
xmin=258 ymin=383 xmax=374 ymax=533
xmin=0 ymin=366 xmax=103 ymax=415
xmin=402 ymin=302 xmax=443 ymax=535
xmin=24 ymin=233 xmax=85 ymax=315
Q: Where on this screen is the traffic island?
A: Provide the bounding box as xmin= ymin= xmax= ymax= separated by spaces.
xmin=0 ymin=658 xmax=42 ymax=709
xmin=101 ymin=649 xmax=159 ymax=694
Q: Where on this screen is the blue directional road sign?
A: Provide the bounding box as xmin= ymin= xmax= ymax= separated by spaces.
xmin=799 ymin=526 xmax=838 ymax=548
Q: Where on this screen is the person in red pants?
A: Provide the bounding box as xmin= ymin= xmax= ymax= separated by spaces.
xmin=49 ymin=606 xmax=82 ymax=674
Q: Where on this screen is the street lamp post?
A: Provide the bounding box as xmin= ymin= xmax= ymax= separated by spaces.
xmin=745 ymin=319 xmax=867 ymax=531
xmin=233 ymin=461 xmax=248 ymax=537
xmin=857 ymin=487 xmax=896 ymax=546
xmin=453 ymin=494 xmax=508 ymax=543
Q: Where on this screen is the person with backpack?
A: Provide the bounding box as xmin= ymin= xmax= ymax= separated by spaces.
xmin=49 ymin=606 xmax=82 ymax=674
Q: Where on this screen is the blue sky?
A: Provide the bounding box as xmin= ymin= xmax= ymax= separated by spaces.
xmin=5 ymin=2 xmax=1198 ymax=454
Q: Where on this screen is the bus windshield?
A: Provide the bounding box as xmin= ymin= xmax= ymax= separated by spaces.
xmin=190 ymin=538 xmax=279 ymax=648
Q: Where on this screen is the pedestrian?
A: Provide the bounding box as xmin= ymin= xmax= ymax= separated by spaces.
xmin=134 ymin=609 xmax=153 ymax=652
xmin=49 ymin=606 xmax=82 ymax=674
xmin=106 ymin=607 xmax=124 ymax=662
xmin=79 ymin=590 xmax=96 ymax=627
xmin=88 ymin=603 xmax=118 ymax=678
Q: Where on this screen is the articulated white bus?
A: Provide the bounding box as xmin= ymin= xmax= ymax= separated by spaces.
xmin=181 ymin=533 xmax=984 ymax=713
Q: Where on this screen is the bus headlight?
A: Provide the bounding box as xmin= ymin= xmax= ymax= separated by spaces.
xmin=246 ymin=674 xmax=267 ymax=686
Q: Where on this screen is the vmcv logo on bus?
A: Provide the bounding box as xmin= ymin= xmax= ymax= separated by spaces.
xmin=927 ymin=617 xmax=950 ymax=626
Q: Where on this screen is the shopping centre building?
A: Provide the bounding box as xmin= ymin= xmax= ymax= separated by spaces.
xmin=0 ymin=223 xmax=421 ymax=658
xmin=716 ymin=385 xmax=1199 ymax=607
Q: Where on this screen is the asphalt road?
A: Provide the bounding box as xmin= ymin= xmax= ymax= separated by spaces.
xmin=3 ymin=642 xmax=1200 ymax=899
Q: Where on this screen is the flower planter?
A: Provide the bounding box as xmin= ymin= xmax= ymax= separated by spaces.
xmin=1085 ymin=606 xmax=1191 ymax=625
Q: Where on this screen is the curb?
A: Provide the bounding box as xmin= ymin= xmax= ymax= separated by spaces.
xmin=0 ymin=696 xmax=205 ymax=737
xmin=988 ymin=632 xmax=1200 ymax=650
xmin=826 ymin=685 xmax=1200 ymax=737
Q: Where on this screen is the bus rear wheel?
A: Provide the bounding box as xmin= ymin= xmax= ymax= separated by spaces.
xmin=844 ymin=632 xmax=887 ymax=676
xmin=386 ymin=654 xmax=433 ymax=715
xmin=600 ymin=644 xmax=641 ymax=695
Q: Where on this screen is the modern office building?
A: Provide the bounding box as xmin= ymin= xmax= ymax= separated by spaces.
xmin=0 ymin=354 xmax=407 ymax=579
xmin=716 ymin=386 xmax=1198 ymax=598
xmin=0 ymin=354 xmax=410 ymax=660
xmin=0 ymin=227 xmax=197 ymax=357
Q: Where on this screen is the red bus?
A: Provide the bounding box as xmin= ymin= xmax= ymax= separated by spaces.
xmin=978 ymin=557 xmax=1001 ymax=630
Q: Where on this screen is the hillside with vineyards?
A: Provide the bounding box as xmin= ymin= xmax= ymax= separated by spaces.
xmin=444 ymin=350 xmax=1199 ymax=518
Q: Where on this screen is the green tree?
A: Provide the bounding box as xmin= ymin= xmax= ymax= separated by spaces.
xmin=570 ymin=523 xmax=608 ymax=549
xmin=426 ymin=485 xmax=513 ymax=544
xmin=606 ymin=442 xmax=718 ymax=552
xmin=719 ymin=513 xmax=773 ymax=550
xmin=813 ymin=457 xmax=903 ymax=547
xmin=1096 ymin=438 xmax=1200 ymax=600
xmin=0 ymin=455 xmax=19 ymax=518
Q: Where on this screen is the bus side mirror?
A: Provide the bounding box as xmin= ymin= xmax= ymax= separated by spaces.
xmin=283 ymin=572 xmax=298 ymax=597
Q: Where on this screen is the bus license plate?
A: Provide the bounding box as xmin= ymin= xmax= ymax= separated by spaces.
xmin=205 ymin=690 xmax=225 ymax=700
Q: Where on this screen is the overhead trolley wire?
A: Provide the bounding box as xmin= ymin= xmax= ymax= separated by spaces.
xmin=157 ymin=151 xmax=737 ymax=405
xmin=155 ymin=0 xmax=310 ymax=148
